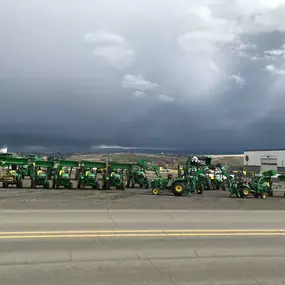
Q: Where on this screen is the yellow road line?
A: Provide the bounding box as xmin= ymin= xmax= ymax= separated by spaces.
xmin=1 ymin=229 xmax=285 ymax=235
xmin=1 ymin=231 xmax=285 ymax=239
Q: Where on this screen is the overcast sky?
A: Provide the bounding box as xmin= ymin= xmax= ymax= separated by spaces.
xmin=1 ymin=0 xmax=285 ymax=153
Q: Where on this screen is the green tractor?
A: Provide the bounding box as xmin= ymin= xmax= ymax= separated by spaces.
xmin=52 ymin=160 xmax=77 ymax=189
xmin=30 ymin=161 xmax=53 ymax=189
xmin=0 ymin=157 xmax=31 ymax=188
xmin=249 ymin=170 xmax=280 ymax=198
xmin=76 ymin=161 xmax=105 ymax=189
xmin=102 ymin=162 xmax=130 ymax=190
xmin=218 ymin=165 xmax=264 ymax=198
xmin=1 ymin=169 xmax=23 ymax=188
xmin=127 ymin=162 xmax=150 ymax=189
xmin=151 ymin=155 xmax=212 ymax=196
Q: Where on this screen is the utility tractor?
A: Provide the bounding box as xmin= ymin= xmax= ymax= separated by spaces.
xmin=218 ymin=165 xmax=270 ymax=199
xmin=76 ymin=161 xmax=105 ymax=189
xmin=0 ymin=157 xmax=31 ymax=188
xmin=151 ymin=155 xmax=212 ymax=196
xmin=52 ymin=160 xmax=77 ymax=189
xmin=30 ymin=161 xmax=53 ymax=189
xmin=1 ymin=170 xmax=23 ymax=188
xmin=102 ymin=162 xmax=131 ymax=190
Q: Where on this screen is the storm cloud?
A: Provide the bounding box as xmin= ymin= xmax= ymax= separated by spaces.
xmin=1 ymin=0 xmax=285 ymax=153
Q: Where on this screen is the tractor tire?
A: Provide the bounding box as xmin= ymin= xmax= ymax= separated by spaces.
xmin=221 ymin=183 xmax=226 ymax=191
xmin=77 ymin=182 xmax=81 ymax=189
xmin=260 ymin=192 xmax=267 ymax=199
xmin=31 ymin=180 xmax=37 ymax=189
xmin=242 ymin=188 xmax=250 ymax=197
xmin=104 ymin=180 xmax=111 ymax=190
xmin=172 ymin=182 xmax=184 ymax=196
xmin=197 ymin=184 xmax=204 ymax=195
xmin=268 ymin=190 xmax=273 ymax=197
xmin=3 ymin=182 xmax=8 ymax=188
xmin=44 ymin=183 xmax=49 ymax=189
xmin=17 ymin=181 xmax=23 ymax=188
xmin=152 ymin=188 xmax=160 ymax=195
xmin=139 ymin=183 xmax=144 ymax=188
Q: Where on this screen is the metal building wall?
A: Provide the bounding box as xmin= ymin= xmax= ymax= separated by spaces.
xmin=244 ymin=150 xmax=285 ymax=172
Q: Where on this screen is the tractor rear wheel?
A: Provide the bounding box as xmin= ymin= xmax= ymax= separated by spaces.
xmin=152 ymin=188 xmax=160 ymax=195
xmin=172 ymin=182 xmax=184 ymax=196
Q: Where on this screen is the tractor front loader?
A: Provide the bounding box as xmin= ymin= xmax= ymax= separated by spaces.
xmin=30 ymin=160 xmax=54 ymax=189
xmin=102 ymin=162 xmax=132 ymax=190
xmin=218 ymin=166 xmax=255 ymax=198
xmin=150 ymin=155 xmax=212 ymax=196
xmin=77 ymin=161 xmax=105 ymax=189
xmin=52 ymin=160 xmax=78 ymax=189
xmin=0 ymin=157 xmax=31 ymax=188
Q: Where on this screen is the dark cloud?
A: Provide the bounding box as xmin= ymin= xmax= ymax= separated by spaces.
xmin=1 ymin=0 xmax=285 ymax=153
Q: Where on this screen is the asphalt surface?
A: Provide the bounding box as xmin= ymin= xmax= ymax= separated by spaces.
xmin=1 ymin=210 xmax=285 ymax=284
xmin=1 ymin=181 xmax=285 ymax=210
xmin=2 ymin=183 xmax=285 ymax=284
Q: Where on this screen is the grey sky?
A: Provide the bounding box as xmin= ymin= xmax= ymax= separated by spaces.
xmin=1 ymin=0 xmax=285 ymax=152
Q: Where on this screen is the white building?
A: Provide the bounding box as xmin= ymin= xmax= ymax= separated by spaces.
xmin=244 ymin=149 xmax=285 ymax=172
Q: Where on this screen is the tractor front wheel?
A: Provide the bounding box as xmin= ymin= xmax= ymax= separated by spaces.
xmin=152 ymin=188 xmax=160 ymax=195
xmin=172 ymin=182 xmax=184 ymax=196
xmin=260 ymin=192 xmax=267 ymax=199
xmin=197 ymin=184 xmax=204 ymax=195
xmin=31 ymin=179 xmax=37 ymax=189
xmin=242 ymin=188 xmax=250 ymax=197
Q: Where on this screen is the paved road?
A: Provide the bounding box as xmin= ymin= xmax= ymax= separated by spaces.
xmin=1 ymin=210 xmax=285 ymax=284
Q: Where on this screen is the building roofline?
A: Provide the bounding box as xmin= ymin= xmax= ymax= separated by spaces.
xmin=244 ymin=149 xmax=285 ymax=152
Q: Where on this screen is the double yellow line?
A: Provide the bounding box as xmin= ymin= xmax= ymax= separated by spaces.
xmin=0 ymin=229 xmax=285 ymax=239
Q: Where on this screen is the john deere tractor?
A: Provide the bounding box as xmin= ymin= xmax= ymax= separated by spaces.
xmin=218 ymin=165 xmax=259 ymax=198
xmin=30 ymin=161 xmax=53 ymax=189
xmin=0 ymin=157 xmax=30 ymax=188
xmin=1 ymin=169 xmax=23 ymax=188
xmin=102 ymin=162 xmax=130 ymax=190
xmin=76 ymin=161 xmax=105 ymax=189
xmin=151 ymin=155 xmax=212 ymax=196
xmin=52 ymin=160 xmax=77 ymax=189
xmin=127 ymin=162 xmax=150 ymax=189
